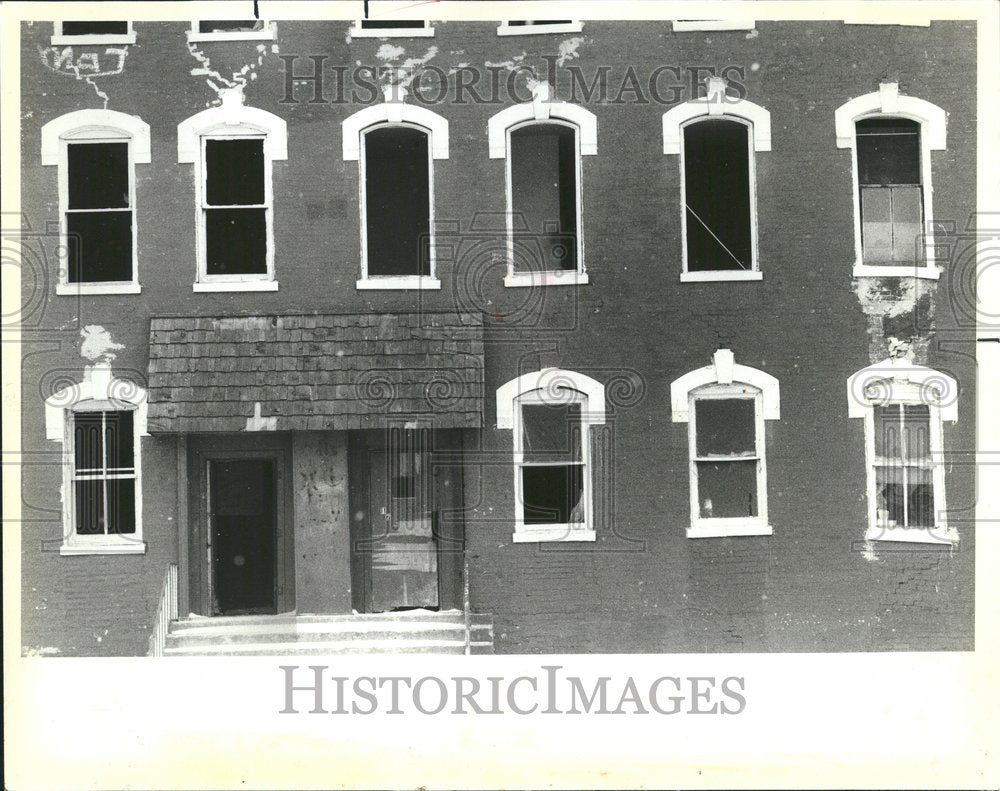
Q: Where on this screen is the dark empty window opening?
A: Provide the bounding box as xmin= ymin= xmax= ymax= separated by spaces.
xmin=66 ymin=141 xmax=132 ymax=283
xmin=364 ymin=126 xmax=431 ymax=277
xmin=198 ymin=20 xmax=265 ymax=33
xmin=693 ymin=397 xmax=758 ymax=519
xmin=203 ymin=137 xmax=267 ymax=276
xmin=857 ymin=118 xmax=923 ymax=265
xmin=510 ymin=123 xmax=578 ymax=273
xmin=519 ymin=401 xmax=585 ymax=525
xmin=506 ymin=20 xmax=574 ymax=26
xmin=72 ymin=410 xmax=136 ymax=536
xmin=873 ymin=404 xmax=934 ymax=528
xmin=682 ymin=118 xmax=753 ymax=272
xmin=360 ymin=20 xmax=427 ymax=29
xmin=61 ymin=21 xmax=129 ymax=36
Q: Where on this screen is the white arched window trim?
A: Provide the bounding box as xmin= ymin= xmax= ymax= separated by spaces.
xmin=497 ymin=368 xmax=605 ymax=543
xmin=846 ymin=358 xmax=958 ymax=544
xmin=671 ymin=350 xmax=779 ymax=538
xmin=835 ymin=82 xmax=947 ymax=280
xmin=41 ymin=109 xmax=151 ymax=296
xmin=662 ymin=78 xmax=771 ymax=283
xmin=44 ymin=363 xmax=148 ymax=555
xmin=177 ymin=88 xmax=287 ymax=293
xmin=488 ymin=84 xmax=597 ymax=289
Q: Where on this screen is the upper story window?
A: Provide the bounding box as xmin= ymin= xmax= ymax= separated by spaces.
xmin=52 ymin=21 xmax=136 ymax=45
xmin=177 ymin=88 xmax=288 ymax=292
xmin=497 ymin=369 xmax=606 ymax=543
xmin=488 ymin=83 xmax=597 ymax=288
xmin=44 ymin=363 xmax=148 ymax=555
xmin=671 ymin=349 xmax=780 ymax=538
xmin=342 ymin=87 xmax=448 ymax=290
xmin=835 ymin=82 xmax=947 ymax=279
xmin=41 ymin=109 xmax=151 ymax=295
xmin=187 ymin=20 xmax=275 ymax=42
xmin=671 ymin=20 xmax=756 ymax=31
xmin=497 ymin=21 xmax=584 ymax=35
xmin=350 ymin=19 xmax=435 ymax=37
xmin=663 ymin=77 xmax=771 ymax=282
xmin=847 ymin=358 xmax=959 ymax=544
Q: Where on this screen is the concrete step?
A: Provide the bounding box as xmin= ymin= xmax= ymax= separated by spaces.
xmin=163 ymin=639 xmax=484 ymax=656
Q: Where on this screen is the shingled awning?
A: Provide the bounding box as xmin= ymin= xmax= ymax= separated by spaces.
xmin=146 ymin=312 xmax=484 ymax=433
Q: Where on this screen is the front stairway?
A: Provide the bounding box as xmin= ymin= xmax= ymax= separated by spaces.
xmin=162 ymin=610 xmax=494 ymax=656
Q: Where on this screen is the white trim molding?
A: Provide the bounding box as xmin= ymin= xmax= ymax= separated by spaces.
xmin=488 ymin=82 xmax=597 ymax=159
xmin=671 ymin=348 xmax=780 ymax=422
xmin=177 ymin=87 xmax=288 ymax=163
xmin=662 ymin=76 xmax=772 ymax=155
xmin=342 ymin=85 xmax=449 ymax=161
xmin=497 ymin=368 xmax=606 ymax=543
xmin=835 ymin=82 xmax=947 ymax=278
xmin=187 ymin=21 xmax=276 ymax=42
xmin=44 ymin=363 xmax=148 ymax=556
xmin=847 ymin=358 xmax=959 ymax=544
xmin=671 ymin=20 xmax=756 ymax=31
xmin=497 ymin=21 xmax=584 ymax=36
xmin=51 ymin=21 xmax=136 ymax=45
xmin=349 ymin=20 xmax=435 ymax=37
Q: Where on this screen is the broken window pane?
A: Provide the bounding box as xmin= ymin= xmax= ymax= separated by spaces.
xmin=198 ymin=20 xmax=264 ymax=33
xmin=522 ymin=464 xmax=585 ymax=524
xmin=68 ymin=143 xmax=129 ymax=210
xmin=907 ymin=467 xmax=934 ymax=527
xmin=364 ymin=126 xmax=431 ymax=276
xmin=696 ymin=460 xmax=758 ymax=518
xmin=875 ymin=465 xmax=906 ymax=526
xmin=510 ymin=123 xmax=578 ymax=272
xmin=205 ymin=208 xmax=267 ymax=275
xmin=694 ymin=398 xmax=755 ymax=456
xmin=61 ymin=21 xmax=129 ymax=35
xmin=205 ymin=139 xmax=265 ymax=206
xmin=521 ymin=402 xmax=582 ymax=462
xmin=683 ymin=118 xmax=752 ymax=272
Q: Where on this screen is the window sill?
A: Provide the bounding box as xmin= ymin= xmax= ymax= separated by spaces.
xmin=504 ymin=271 xmax=589 ymax=288
xmin=356 ymin=276 xmax=441 ymax=290
xmin=497 ymin=22 xmax=584 ymax=36
xmin=865 ymin=525 xmax=959 ymax=545
xmin=349 ymin=25 xmax=435 ymax=38
xmin=512 ymin=525 xmax=596 ymax=543
xmin=51 ymin=33 xmax=137 ymax=45
xmin=680 ymin=270 xmax=763 ymax=283
xmin=671 ymin=21 xmax=756 ymax=31
xmin=853 ymin=264 xmax=941 ymax=280
xmin=686 ymin=520 xmax=773 ymax=538
xmin=56 ymin=282 xmax=141 ymax=296
xmin=187 ymin=27 xmax=275 ymax=43
xmin=60 ymin=539 xmax=146 ymax=556
xmin=193 ymin=280 xmax=279 ymax=292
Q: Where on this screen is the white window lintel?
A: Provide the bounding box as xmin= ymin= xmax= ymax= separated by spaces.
xmin=489 ymin=82 xmax=597 ymax=158
xmin=44 ymin=363 xmax=149 ymax=441
xmin=846 ymin=358 xmax=958 ymax=421
xmin=834 ymin=82 xmax=947 ymax=150
xmin=497 ymin=368 xmax=606 ymax=430
xmin=671 ymin=349 xmax=780 ymax=422
xmin=662 ymin=77 xmax=771 ymax=155
xmin=177 ymin=87 xmax=288 ymax=163
xmin=41 ymin=109 xmax=151 ymax=166
xmin=342 ymin=86 xmax=449 ymax=160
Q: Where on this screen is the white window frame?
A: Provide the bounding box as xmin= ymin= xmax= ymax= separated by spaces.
xmin=342 ymin=88 xmax=448 ymax=290
xmin=671 ymin=20 xmax=756 ymax=31
xmin=44 ymin=363 xmax=148 ymax=555
xmin=663 ymin=77 xmax=771 ymax=283
xmin=835 ymin=82 xmax=947 ymax=279
xmin=497 ymin=368 xmax=606 ymax=543
xmin=41 ymin=110 xmax=150 ymax=296
xmin=51 ymin=21 xmax=136 ymax=46
xmin=187 ymin=20 xmax=276 ymax=42
xmin=488 ymin=83 xmax=597 ymax=288
xmin=847 ymin=359 xmax=959 ymax=544
xmin=497 ymin=21 xmax=584 ymax=35
xmin=178 ymin=88 xmax=287 ymax=292
xmin=671 ymin=349 xmax=779 ymax=538
xmin=349 ymin=20 xmax=435 ymax=37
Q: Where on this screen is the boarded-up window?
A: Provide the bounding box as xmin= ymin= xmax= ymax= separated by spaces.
xmin=364 ymin=126 xmax=431 ymax=277
xmin=61 ymin=21 xmax=129 ymax=35
xmin=682 ymin=118 xmax=753 ymax=272
xmin=66 ymin=142 xmax=133 ymax=283
xmin=72 ymin=411 xmax=136 ymax=535
xmin=857 ymin=118 xmax=922 ymax=264
xmin=510 ymin=123 xmax=578 ymax=272
xmin=203 ymin=138 xmax=267 ymax=276
xmin=873 ymin=404 xmax=934 ymax=528
xmin=693 ymin=397 xmax=759 ymax=519
xmin=519 ymin=401 xmax=585 ymax=525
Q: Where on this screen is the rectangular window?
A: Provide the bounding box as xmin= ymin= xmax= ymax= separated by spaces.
xmin=693 ymin=398 xmax=758 ymax=519
xmin=53 ymin=21 xmax=136 ymax=44
xmin=682 ymin=119 xmax=754 ymax=272
xmin=509 ymin=123 xmax=578 ymax=273
xmin=518 ymin=401 xmax=586 ymax=526
xmin=872 ymin=404 xmax=935 ymax=529
xmin=363 ymin=127 xmax=431 ymax=278
xmin=350 ymin=19 xmax=434 ymax=37
xmin=202 ymin=137 xmax=268 ymax=277
xmin=857 ymin=118 xmax=923 ymax=265
xmin=62 ymin=21 xmax=129 ymax=35
xmin=188 ymin=20 xmax=274 ymax=41
xmin=71 ymin=411 xmax=136 ymax=536
xmin=498 ymin=21 xmax=583 ymax=35
xmin=65 ymin=141 xmax=133 ymax=283
xmin=199 ymin=20 xmax=265 ymax=33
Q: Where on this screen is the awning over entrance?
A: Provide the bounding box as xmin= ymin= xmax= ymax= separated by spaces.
xmin=146 ymin=312 xmax=484 ymax=433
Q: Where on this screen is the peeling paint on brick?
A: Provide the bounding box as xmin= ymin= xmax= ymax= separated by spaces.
xmin=79 ymin=325 xmax=124 ymax=363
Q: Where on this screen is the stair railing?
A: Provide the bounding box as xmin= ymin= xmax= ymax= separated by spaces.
xmin=147 ymin=563 xmax=179 ymax=657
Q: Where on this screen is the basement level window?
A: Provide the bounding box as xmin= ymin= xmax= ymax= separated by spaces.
xmin=187 ymin=20 xmax=275 ymax=42
xmin=350 ymin=19 xmax=435 ymax=37
xmin=856 ymin=118 xmax=923 ymax=265
xmin=52 ymin=21 xmax=136 ymax=45
xmin=497 ymin=20 xmax=584 ymax=35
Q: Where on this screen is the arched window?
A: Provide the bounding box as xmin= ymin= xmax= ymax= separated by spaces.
xmin=671 ymin=349 xmax=779 ymax=537
xmin=663 ymin=77 xmax=771 ymax=282
xmin=835 ymin=82 xmax=946 ymax=279
xmin=41 ymin=109 xmax=151 ymax=295
xmin=496 ymin=368 xmax=606 ymax=542
xmin=343 ymin=88 xmax=448 ymax=289
xmin=489 ymin=83 xmax=597 ymax=287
